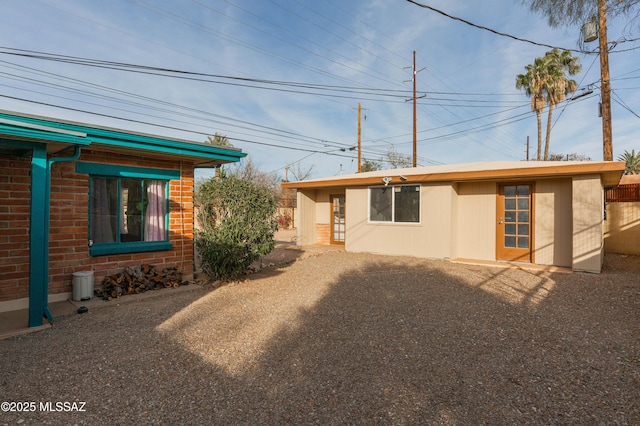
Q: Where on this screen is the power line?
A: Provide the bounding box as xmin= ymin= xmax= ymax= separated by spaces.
xmin=405 ymin=0 xmax=585 ymax=53
xmin=0 ymin=93 xmax=361 ymax=157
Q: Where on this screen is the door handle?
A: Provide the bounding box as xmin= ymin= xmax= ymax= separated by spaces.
xmin=499 ymin=217 xmax=503 ymax=224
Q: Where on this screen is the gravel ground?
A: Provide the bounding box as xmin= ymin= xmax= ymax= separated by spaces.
xmin=1 ymin=251 xmax=639 ymax=425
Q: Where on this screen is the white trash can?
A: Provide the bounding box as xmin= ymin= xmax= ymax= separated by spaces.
xmin=72 ymin=271 xmax=94 ymax=301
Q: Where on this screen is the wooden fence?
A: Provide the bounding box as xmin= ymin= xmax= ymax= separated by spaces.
xmin=605 ymin=184 xmax=640 ymax=202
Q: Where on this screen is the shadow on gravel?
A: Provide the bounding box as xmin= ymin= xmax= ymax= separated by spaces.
xmin=1 ymin=253 xmax=638 ymax=424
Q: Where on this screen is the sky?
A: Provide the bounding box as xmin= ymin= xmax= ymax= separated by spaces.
xmin=0 ymin=0 xmax=638 ymax=180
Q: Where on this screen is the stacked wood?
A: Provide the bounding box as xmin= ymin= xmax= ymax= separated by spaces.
xmin=95 ymin=264 xmax=184 ymax=301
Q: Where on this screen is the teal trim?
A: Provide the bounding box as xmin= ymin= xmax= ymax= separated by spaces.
xmin=43 ymin=146 xmax=82 ymax=325
xmin=0 ymin=110 xmax=246 ymax=162
xmin=28 ymin=143 xmax=47 ymax=328
xmin=76 ymin=162 xmax=180 ymax=180
xmin=85 ymin=167 xmax=173 ymax=256
xmin=0 ymin=126 xmax=89 ymax=145
xmin=88 ymin=135 xmax=245 ymax=162
xmin=90 ymin=241 xmax=172 ymax=256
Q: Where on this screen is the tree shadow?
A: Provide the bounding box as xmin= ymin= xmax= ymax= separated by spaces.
xmin=1 ymin=253 xmax=638 ymax=424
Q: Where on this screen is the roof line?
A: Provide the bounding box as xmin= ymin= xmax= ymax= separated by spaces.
xmin=282 ymin=162 xmax=626 ymax=189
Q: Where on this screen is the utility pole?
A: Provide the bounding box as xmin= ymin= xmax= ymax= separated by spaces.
xmin=404 ymin=51 xmax=425 ymax=167
xmin=357 ymin=103 xmax=362 ymax=173
xmin=598 ymin=0 xmax=613 ymax=161
xmin=526 ymin=136 xmax=530 ymax=161
xmin=412 ymin=51 xmax=417 ymax=167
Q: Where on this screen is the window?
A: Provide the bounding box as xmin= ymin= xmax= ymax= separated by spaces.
xmin=77 ymin=163 xmax=178 ymax=256
xmin=369 ymin=185 xmax=420 ymax=223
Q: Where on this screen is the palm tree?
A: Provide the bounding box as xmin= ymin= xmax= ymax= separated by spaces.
xmin=205 ymin=133 xmax=232 ymax=147
xmin=541 ymin=49 xmax=581 ymax=160
xmin=618 ymin=149 xmax=640 ymax=174
xmin=516 ymin=57 xmax=548 ymax=160
xmin=517 ymin=49 xmax=581 ymax=161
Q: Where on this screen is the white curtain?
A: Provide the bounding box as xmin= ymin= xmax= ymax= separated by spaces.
xmin=144 ymin=180 xmax=166 ymax=241
xmin=92 ymin=178 xmax=115 ymax=243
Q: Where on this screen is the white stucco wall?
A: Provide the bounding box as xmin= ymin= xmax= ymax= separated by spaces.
xmin=345 ymin=184 xmax=455 ymax=259
xmin=455 ymin=181 xmax=496 ymax=261
xmin=534 ymin=178 xmax=572 ymax=267
xmin=572 ymin=174 xmax=604 ymax=273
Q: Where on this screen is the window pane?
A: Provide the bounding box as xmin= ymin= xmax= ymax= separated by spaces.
xmin=518 ymin=237 xmax=529 ymax=248
xmin=518 ymin=224 xmax=529 ymax=236
xmin=504 ymin=211 xmax=516 ymax=222
xmin=504 ymin=186 xmax=516 ymax=197
xmin=517 ymin=198 xmax=529 ymax=210
xmin=394 ymin=185 xmax=420 ymax=223
xmin=505 ymin=199 xmax=516 ymax=209
xmin=91 ymin=177 xmax=117 ymax=243
xmin=505 ymin=224 xmax=516 ymax=235
xmin=144 ymin=180 xmax=167 ymax=242
xmin=121 ymin=178 xmax=143 ymax=242
xmin=517 ymin=211 xmax=529 ymax=223
xmin=370 ymin=188 xmax=392 ymax=221
xmin=505 ymin=236 xmax=516 ymax=248
xmin=517 ymin=186 xmax=529 ymax=196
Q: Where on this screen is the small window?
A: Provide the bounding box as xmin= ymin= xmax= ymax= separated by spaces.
xmin=77 ymin=163 xmax=177 ymax=256
xmin=369 ymin=185 xmax=420 ymax=223
xmin=369 ymin=187 xmax=392 ymax=221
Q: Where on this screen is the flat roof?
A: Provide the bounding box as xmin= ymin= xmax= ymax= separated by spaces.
xmin=282 ymin=160 xmax=626 ymax=189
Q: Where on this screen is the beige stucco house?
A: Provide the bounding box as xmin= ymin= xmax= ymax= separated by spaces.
xmin=282 ymin=161 xmax=626 ymax=273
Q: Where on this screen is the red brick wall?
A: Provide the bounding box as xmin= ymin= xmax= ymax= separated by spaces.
xmin=0 ymin=148 xmax=196 ymax=303
xmin=0 ymin=155 xmax=31 ymax=301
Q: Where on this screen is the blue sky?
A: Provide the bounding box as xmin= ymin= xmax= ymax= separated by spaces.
xmin=0 ymin=0 xmax=638 ymax=180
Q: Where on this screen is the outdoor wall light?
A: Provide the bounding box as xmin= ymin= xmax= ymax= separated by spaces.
xmin=382 ymin=177 xmax=392 ymax=186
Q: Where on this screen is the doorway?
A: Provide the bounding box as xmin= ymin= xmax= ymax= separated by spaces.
xmin=330 ymin=195 xmax=345 ymax=244
xmin=496 ymin=184 xmax=533 ymax=262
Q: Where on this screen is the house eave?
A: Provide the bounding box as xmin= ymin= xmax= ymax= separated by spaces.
xmin=281 ymin=161 xmax=626 ymax=190
xmin=0 ymin=110 xmax=246 ymax=164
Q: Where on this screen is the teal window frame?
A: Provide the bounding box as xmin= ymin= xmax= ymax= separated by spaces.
xmin=76 ymin=162 xmax=179 ymax=256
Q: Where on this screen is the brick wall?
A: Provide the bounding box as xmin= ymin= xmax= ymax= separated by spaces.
xmin=0 ymin=155 xmax=31 ymax=301
xmin=0 ymin=148 xmax=196 ymax=304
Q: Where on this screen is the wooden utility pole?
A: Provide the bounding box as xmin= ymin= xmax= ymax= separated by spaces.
xmin=357 ymin=102 xmax=362 ymax=173
xmin=598 ymin=0 xmax=613 ymax=161
xmin=412 ymin=51 xmax=417 ymax=167
xmin=404 ymin=51 xmax=424 ymax=167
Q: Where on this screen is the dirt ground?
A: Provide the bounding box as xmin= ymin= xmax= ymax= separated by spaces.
xmin=0 ymin=249 xmax=639 ymax=425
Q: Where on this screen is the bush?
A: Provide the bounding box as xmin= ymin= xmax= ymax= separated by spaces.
xmin=277 ymin=210 xmax=292 ymax=229
xmin=195 ymin=173 xmax=278 ymax=281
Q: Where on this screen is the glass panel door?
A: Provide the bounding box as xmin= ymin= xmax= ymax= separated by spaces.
xmin=497 ymin=184 xmax=532 ymax=262
xmin=330 ymin=195 xmax=345 ymax=244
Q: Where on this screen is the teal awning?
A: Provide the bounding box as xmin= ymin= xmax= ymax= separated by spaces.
xmin=0 ymin=110 xmax=246 ymax=164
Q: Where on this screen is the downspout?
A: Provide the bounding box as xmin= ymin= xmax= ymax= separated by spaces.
xmin=41 ymin=145 xmax=82 ymax=324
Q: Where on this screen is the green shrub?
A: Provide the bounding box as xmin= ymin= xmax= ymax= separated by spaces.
xmin=195 ymin=172 xmax=278 ymax=281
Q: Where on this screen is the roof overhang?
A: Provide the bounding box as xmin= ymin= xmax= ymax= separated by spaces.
xmin=0 ymin=110 xmax=246 ymax=165
xmin=282 ymin=161 xmax=626 ymax=190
